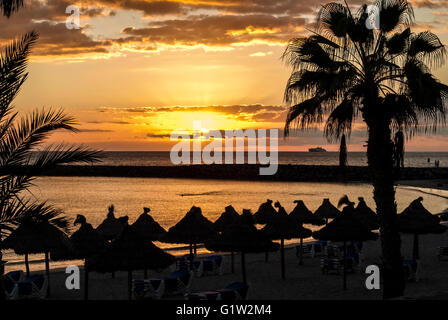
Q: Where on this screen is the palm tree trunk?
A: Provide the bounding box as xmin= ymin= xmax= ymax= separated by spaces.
xmin=45 ymin=251 xmax=50 ymax=297
xmin=367 ymin=120 xmax=405 ymax=299
xmin=25 ymin=253 xmax=30 ymax=277
xmin=84 ymin=263 xmax=89 ymax=300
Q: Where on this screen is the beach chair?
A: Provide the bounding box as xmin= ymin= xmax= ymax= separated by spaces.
xmin=202 ymin=255 xmax=223 ymax=276
xmin=16 ymin=275 xmax=48 ymax=299
xmin=216 ymin=282 xmax=249 ymax=301
xmin=2 ymin=275 xmax=19 ymax=300
xmin=320 ymin=257 xmax=341 ymax=274
xmin=403 ymin=259 xmax=420 ymax=282
xmin=437 ymin=247 xmax=448 ymax=261
xmin=163 ymin=269 xmax=193 ymax=296
xmin=132 ymin=278 xmax=165 ymax=300
xmin=184 ymin=291 xmax=221 ymax=301
xmin=4 ymin=270 xmax=24 ymax=283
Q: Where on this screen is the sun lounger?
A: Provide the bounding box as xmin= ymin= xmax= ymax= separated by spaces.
xmin=185 ymin=282 xmax=249 ymax=301
xmin=185 ymin=290 xmax=221 ymax=301
xmin=132 ymin=278 xmax=165 ymax=300
xmin=437 ymin=247 xmax=448 ymax=261
xmin=164 ymin=269 xmax=193 ymax=295
xmin=2 ymin=274 xmax=19 ymax=300
xmin=2 ymin=270 xmax=25 ymax=300
xmin=217 ymin=282 xmax=249 ymax=300
xmin=5 ymin=270 xmax=24 ymax=283
xmin=403 ymin=259 xmax=419 ymax=282
xmin=297 ymin=241 xmax=327 ymax=258
xmin=16 ymin=275 xmax=48 ymax=299
xmin=202 ymin=255 xmax=223 ymax=276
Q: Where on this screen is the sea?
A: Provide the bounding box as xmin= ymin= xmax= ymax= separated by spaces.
xmin=3 ymin=151 xmax=448 ymax=273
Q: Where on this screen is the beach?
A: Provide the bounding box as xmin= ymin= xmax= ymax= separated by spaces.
xmin=28 ymin=226 xmax=447 ymax=300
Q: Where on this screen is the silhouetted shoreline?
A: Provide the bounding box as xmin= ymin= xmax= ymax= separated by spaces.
xmin=10 ymin=164 xmax=448 ymax=182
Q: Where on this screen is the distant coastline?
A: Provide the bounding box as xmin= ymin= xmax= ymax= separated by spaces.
xmin=15 ymin=164 xmax=448 ymax=182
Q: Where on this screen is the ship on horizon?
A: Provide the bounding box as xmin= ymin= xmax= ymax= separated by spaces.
xmin=308 ymin=147 xmax=327 ymax=152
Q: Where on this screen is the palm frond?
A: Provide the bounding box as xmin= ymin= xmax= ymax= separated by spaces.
xmin=0 ymin=0 xmax=24 ymax=18
xmin=284 ymin=97 xmax=324 ymax=137
xmin=0 ymin=108 xmax=79 ymax=167
xmin=376 ymin=0 xmax=414 ymax=33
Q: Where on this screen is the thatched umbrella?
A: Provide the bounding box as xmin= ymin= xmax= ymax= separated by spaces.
xmin=253 ymin=199 xmax=277 ymax=224
xmin=313 ymin=213 xmax=378 ymax=290
xmin=213 ymin=205 xmax=240 ymax=273
xmin=213 ymin=205 xmax=240 ymax=232
xmin=261 ymin=209 xmax=311 ymax=279
xmin=159 ymin=206 xmax=216 ymax=262
xmin=239 ymin=209 xmax=255 ymax=226
xmin=96 ymin=205 xmax=125 ymax=241
xmin=289 ymin=200 xmax=325 ymax=225
xmin=205 ymin=223 xmax=279 ymax=283
xmin=355 ymin=197 xmax=379 ymax=230
xmin=398 ymin=197 xmax=447 ymax=259
xmin=314 ymin=198 xmax=340 ymax=225
xmin=50 ymin=214 xmax=108 ymax=300
xmin=131 ymin=207 xmax=166 ymax=241
xmin=2 ymin=217 xmax=71 ymax=297
xmin=86 ymin=225 xmax=175 ymax=300
xmin=288 ymin=200 xmax=324 ymax=265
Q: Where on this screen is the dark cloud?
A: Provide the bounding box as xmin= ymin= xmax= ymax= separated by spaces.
xmin=99 ymin=104 xmax=287 ymax=122
xmin=121 ymin=14 xmax=306 ymax=47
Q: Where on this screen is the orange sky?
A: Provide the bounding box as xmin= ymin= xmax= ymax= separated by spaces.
xmin=2 ymin=0 xmax=448 ymax=151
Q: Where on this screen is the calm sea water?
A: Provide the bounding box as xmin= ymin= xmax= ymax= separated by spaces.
xmin=80 ymin=151 xmax=448 ymax=167
xmin=4 ymin=176 xmax=448 ymax=273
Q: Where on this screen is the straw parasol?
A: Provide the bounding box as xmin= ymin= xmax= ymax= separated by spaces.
xmin=205 ymin=223 xmax=279 ymax=283
xmin=96 ymin=205 xmax=125 ymax=241
xmin=239 ymin=209 xmax=256 ymax=226
xmin=355 ymin=197 xmax=379 ymax=230
xmin=314 ymin=198 xmax=341 ymax=225
xmin=131 ymin=207 xmax=166 ymax=241
xmin=287 ymin=200 xmax=324 ymax=265
xmin=1 ymin=216 xmax=72 ymax=297
xmin=159 ymin=206 xmax=216 ymax=257
xmin=213 ymin=205 xmax=241 ymax=273
xmin=313 ymin=212 xmax=378 ymax=290
xmin=253 ymin=199 xmax=277 ymax=224
xmin=262 ymin=206 xmax=311 ymax=279
xmin=50 ymin=214 xmax=108 ymax=300
xmin=398 ymin=197 xmax=447 ymax=259
xmin=289 ymin=200 xmax=325 ymax=226
xmin=213 ymin=205 xmax=240 ymax=232
xmin=86 ymin=225 xmax=175 ymax=300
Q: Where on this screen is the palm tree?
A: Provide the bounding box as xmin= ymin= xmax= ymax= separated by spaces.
xmin=339 ymin=134 xmax=348 ymax=167
xmin=282 ymin=0 xmax=448 ymax=298
xmin=0 ymin=1 xmax=101 ymax=299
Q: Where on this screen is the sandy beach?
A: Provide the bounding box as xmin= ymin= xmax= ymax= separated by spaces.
xmin=18 ymin=224 xmax=444 ymax=300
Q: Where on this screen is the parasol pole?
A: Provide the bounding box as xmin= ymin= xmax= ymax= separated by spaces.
xmin=343 ymin=241 xmax=347 ymax=290
xmin=241 ymin=252 xmax=247 ymax=283
xmin=413 ymin=234 xmax=419 ymax=260
xmin=25 ymin=253 xmax=30 ymax=277
xmin=281 ymin=238 xmax=285 ymax=280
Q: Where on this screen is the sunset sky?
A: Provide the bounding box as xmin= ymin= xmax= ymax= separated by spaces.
xmin=2 ymin=0 xmax=448 ymax=151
